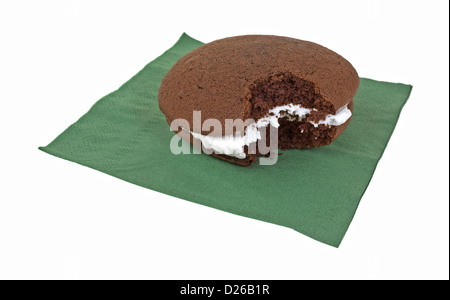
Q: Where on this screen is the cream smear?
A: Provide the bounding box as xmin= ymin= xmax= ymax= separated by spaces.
xmin=189 ymin=103 xmax=352 ymax=159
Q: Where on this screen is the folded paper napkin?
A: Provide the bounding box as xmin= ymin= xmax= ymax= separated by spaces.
xmin=39 ymin=33 xmax=412 ymax=247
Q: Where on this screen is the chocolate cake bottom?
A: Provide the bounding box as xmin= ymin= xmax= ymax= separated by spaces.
xmin=210 ymin=103 xmax=353 ymax=166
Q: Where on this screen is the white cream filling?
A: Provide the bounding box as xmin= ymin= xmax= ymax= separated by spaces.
xmin=190 ymin=103 xmax=352 ymax=159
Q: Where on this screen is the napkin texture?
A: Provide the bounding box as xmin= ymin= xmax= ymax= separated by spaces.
xmin=39 ymin=33 xmax=412 ymax=247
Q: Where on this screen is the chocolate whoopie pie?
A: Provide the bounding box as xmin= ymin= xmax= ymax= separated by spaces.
xmin=158 ymin=35 xmax=359 ymax=166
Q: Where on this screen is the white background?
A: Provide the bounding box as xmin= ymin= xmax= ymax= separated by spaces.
xmin=0 ymin=0 xmax=448 ymax=280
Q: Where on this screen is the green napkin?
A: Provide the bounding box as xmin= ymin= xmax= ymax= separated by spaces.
xmin=39 ymin=33 xmax=412 ymax=247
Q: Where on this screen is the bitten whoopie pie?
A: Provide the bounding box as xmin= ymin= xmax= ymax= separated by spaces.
xmin=158 ymin=35 xmax=359 ymax=166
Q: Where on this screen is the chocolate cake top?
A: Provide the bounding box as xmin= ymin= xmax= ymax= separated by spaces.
xmin=158 ymin=35 xmax=359 ymax=136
